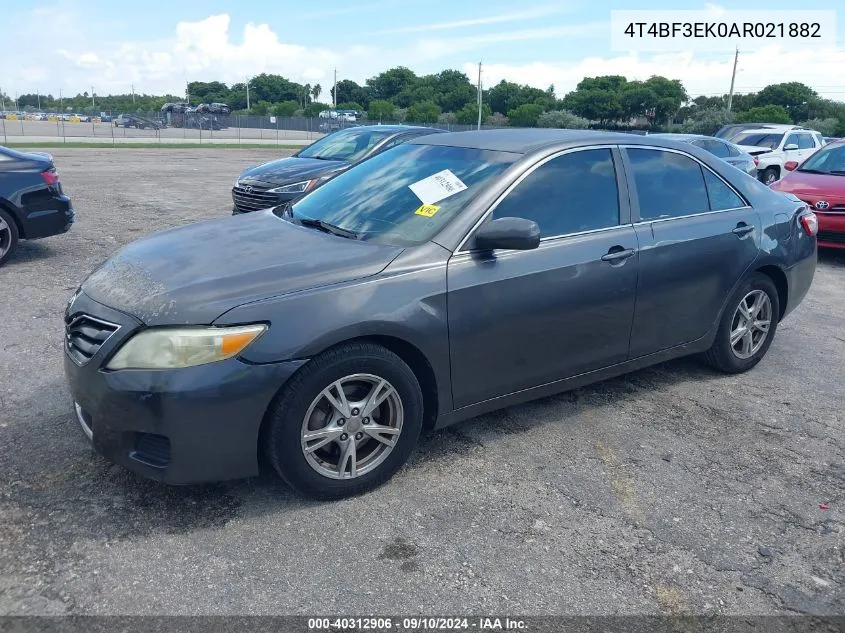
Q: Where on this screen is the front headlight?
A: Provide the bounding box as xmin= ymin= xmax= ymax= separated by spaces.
xmin=106 ymin=324 xmax=267 ymax=370
xmin=268 ymin=179 xmax=316 ymax=194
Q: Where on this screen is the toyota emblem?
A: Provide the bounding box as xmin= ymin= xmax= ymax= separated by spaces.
xmin=242 ymin=185 xmax=254 ymax=194
xmin=815 ymin=200 xmax=829 ymax=210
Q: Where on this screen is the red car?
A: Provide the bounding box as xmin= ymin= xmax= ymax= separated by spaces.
xmin=770 ymin=139 xmax=845 ymax=249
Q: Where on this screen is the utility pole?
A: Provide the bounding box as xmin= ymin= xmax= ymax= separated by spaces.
xmin=59 ymin=88 xmax=63 ymax=112
xmin=91 ymin=86 xmax=95 ymax=108
xmin=37 ymin=91 xmax=41 ymax=110
xmin=246 ymin=78 xmax=250 ymax=111
xmin=476 ymin=61 xmax=483 ymax=130
xmin=726 ymin=47 xmax=739 ymax=112
xmin=333 ymin=68 xmax=337 ymax=109
xmin=131 ymin=84 xmax=135 ymax=105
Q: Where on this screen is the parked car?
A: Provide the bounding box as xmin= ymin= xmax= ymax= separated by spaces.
xmin=64 ymin=129 xmax=817 ymax=499
xmin=209 ymin=103 xmax=231 ymax=115
xmin=652 ymin=133 xmax=757 ymax=177
xmin=715 ymin=123 xmax=805 ymax=142
xmin=0 ymin=146 xmax=74 ymax=266
xmin=770 ymin=138 xmax=845 ymax=249
xmin=76 ymin=114 xmax=92 ymax=123
xmin=823 ymin=137 xmax=841 ymax=145
xmin=231 ymin=125 xmax=445 ymax=214
xmin=732 ymin=127 xmax=825 ymax=185
xmin=114 ymin=114 xmax=162 ymax=130
xmin=99 ymin=113 xmax=113 ymax=123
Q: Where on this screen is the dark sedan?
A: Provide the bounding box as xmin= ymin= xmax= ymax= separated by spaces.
xmin=0 ymin=146 xmax=74 ymax=265
xmin=652 ymin=133 xmax=758 ymax=177
xmin=231 ymin=124 xmax=444 ymax=214
xmin=64 ymin=129 xmax=816 ymax=499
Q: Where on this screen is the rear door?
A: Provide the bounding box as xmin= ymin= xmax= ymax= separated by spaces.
xmin=621 ymin=146 xmax=761 ymax=358
xmin=447 ymin=147 xmax=638 ymax=408
xmin=796 ymin=133 xmax=818 ymax=162
xmin=783 ymin=133 xmax=804 ymax=164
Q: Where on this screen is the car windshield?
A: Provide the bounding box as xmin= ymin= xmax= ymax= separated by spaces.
xmin=290 ymin=143 xmax=518 ymax=246
xmin=296 ymin=128 xmax=397 ymax=163
xmin=732 ymin=133 xmax=784 ymax=150
xmin=798 ymin=143 xmax=845 ymax=174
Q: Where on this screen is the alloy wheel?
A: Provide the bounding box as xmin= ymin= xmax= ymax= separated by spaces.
xmin=300 ymin=373 xmax=404 ymax=480
xmin=0 ymin=216 xmax=11 ymax=259
xmin=729 ymin=290 xmax=772 ymax=359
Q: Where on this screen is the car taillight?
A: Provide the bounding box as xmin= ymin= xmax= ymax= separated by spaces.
xmin=799 ymin=212 xmax=818 ymax=237
xmin=41 ymin=169 xmax=59 ymax=186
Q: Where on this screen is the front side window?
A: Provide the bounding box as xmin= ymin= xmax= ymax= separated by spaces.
xmin=296 ymin=128 xmax=397 ymax=162
xmin=490 ymin=149 xmax=620 ymax=238
xmin=291 ymin=143 xmax=517 ymax=246
xmin=799 ymin=143 xmax=845 ymax=174
xmin=628 ymin=149 xmax=709 ymax=220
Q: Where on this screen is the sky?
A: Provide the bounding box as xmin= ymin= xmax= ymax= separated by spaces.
xmin=1 ymin=0 xmax=844 ymax=101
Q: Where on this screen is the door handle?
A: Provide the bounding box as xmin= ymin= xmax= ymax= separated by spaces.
xmin=601 ymin=247 xmax=636 ymax=262
xmin=732 ymin=223 xmax=754 ymax=236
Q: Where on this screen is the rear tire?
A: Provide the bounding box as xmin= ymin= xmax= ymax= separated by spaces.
xmin=265 ymin=342 xmax=424 ymax=500
xmin=0 ymin=209 xmax=20 ymax=267
xmin=703 ymin=273 xmax=780 ymax=373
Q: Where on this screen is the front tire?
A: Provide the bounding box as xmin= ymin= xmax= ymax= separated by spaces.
xmin=761 ymin=167 xmax=778 ymax=186
xmin=265 ymin=342 xmax=424 ymax=500
xmin=703 ymin=273 xmax=780 ymax=373
xmin=0 ymin=209 xmax=20 ymax=267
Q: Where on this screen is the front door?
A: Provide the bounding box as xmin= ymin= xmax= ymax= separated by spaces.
xmin=447 ymin=147 xmax=639 ymax=409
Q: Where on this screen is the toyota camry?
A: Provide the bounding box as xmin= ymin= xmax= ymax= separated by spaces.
xmin=64 ymin=129 xmax=817 ymax=499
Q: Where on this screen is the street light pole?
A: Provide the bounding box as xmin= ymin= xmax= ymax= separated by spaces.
xmin=246 ymin=77 xmax=251 ymax=111
xmin=91 ymin=86 xmax=95 ymax=108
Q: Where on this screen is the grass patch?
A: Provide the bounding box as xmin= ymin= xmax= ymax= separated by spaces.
xmin=4 ymin=141 xmax=301 ymax=150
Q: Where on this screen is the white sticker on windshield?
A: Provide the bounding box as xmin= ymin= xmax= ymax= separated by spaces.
xmin=408 ymin=169 xmax=468 ymax=205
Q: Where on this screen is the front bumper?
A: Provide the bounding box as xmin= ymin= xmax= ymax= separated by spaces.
xmin=63 ymin=292 xmax=306 ymax=484
xmin=817 ymin=212 xmax=845 ymax=250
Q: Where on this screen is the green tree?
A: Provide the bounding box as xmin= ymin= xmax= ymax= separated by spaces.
xmin=487 ymin=80 xmax=554 ymax=116
xmin=799 ymin=118 xmax=839 ymax=136
xmin=455 ymin=102 xmax=491 ymax=125
xmin=304 ymin=102 xmax=330 ymax=117
xmin=251 ymin=101 xmax=272 ymax=116
xmin=432 ymin=69 xmax=476 ymax=112
xmin=537 ymin=109 xmax=590 ymax=129
xmin=311 ymin=84 xmax=322 ymax=102
xmin=618 ymin=82 xmax=659 ymax=121
xmin=680 ymin=108 xmax=734 ymax=135
xmin=337 ymin=102 xmax=364 ymax=112
xmin=366 ymin=67 xmax=417 ymax=102
xmin=576 ymin=75 xmax=628 ymax=92
xmin=407 ymin=100 xmax=442 ymax=123
xmin=507 ymin=103 xmax=544 ymax=127
xmin=755 ymin=82 xmax=817 ymax=122
xmin=563 ymin=89 xmax=622 ymax=126
xmin=642 ymin=76 xmax=687 ymax=124
xmin=366 ymin=99 xmax=395 ymax=120
xmin=332 ymin=79 xmax=370 ymax=108
xmin=272 ymin=101 xmax=299 ymax=117
xmin=736 ymin=104 xmax=791 ymax=124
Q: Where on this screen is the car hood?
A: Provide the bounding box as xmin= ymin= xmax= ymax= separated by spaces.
xmin=238 ymin=156 xmax=349 ymax=186
xmin=773 ymin=171 xmax=845 ymax=201
xmin=81 ymin=210 xmax=404 ymax=325
xmin=736 ymin=145 xmax=773 ymax=156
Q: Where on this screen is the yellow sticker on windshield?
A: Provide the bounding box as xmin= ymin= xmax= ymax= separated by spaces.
xmin=414 ymin=204 xmax=440 ymax=217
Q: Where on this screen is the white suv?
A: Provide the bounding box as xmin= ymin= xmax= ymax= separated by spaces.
xmin=732 ymin=126 xmax=825 ymax=185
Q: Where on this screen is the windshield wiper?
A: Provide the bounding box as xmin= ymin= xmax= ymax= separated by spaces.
xmin=797 ymin=168 xmax=827 ymax=174
xmin=297 ymin=217 xmax=359 ymax=239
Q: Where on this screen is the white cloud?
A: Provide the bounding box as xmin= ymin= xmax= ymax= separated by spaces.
xmin=371 ymin=6 xmax=573 ymax=35
xmin=468 ymin=46 xmax=845 ymax=102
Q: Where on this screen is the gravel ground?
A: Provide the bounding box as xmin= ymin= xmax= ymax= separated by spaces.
xmin=0 ymin=149 xmax=843 ymax=617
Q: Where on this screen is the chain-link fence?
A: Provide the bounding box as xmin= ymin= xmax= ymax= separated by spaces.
xmin=0 ymin=111 xmax=507 ymax=145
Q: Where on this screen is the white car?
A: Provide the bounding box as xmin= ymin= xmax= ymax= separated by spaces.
xmin=732 ymin=126 xmax=825 ymax=185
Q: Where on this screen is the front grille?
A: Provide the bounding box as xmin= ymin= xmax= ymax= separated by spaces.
xmin=64 ymin=314 xmax=119 ymax=365
xmin=131 ymin=433 xmax=171 ymax=468
xmin=817 ymin=231 xmax=845 ymax=244
xmin=232 ymin=184 xmax=281 ymax=213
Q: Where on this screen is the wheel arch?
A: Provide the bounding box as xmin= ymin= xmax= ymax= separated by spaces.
xmin=0 ymin=200 xmax=25 ymax=239
xmin=754 ymin=264 xmax=789 ymax=320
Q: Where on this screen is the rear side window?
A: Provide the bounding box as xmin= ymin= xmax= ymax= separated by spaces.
xmin=702 ymin=169 xmax=745 ymax=210
xmin=627 ymin=149 xmax=709 ymax=220
xmin=701 ymin=139 xmax=730 ymax=158
xmin=797 ymin=134 xmax=815 ymax=150
xmin=785 ymin=134 xmax=801 ymax=149
xmin=491 ymin=148 xmax=620 ymax=238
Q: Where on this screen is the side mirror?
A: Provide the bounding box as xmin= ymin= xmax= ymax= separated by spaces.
xmin=784 ymin=144 xmax=799 ymax=151
xmin=474 ymin=217 xmax=541 ymax=252
xmin=784 ymin=161 xmax=799 ymax=171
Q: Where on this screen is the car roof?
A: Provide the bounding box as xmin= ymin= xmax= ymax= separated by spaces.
xmin=408 ymin=128 xmax=686 ymax=154
xmin=344 ymin=124 xmax=443 ymax=134
xmin=650 ymin=133 xmax=716 ymax=141
xmin=733 ymin=128 xmax=790 ymax=135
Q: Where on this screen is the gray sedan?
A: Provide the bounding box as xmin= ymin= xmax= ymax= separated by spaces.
xmin=652 ymin=133 xmax=758 ymax=177
xmin=63 ymin=129 xmax=817 ymax=499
